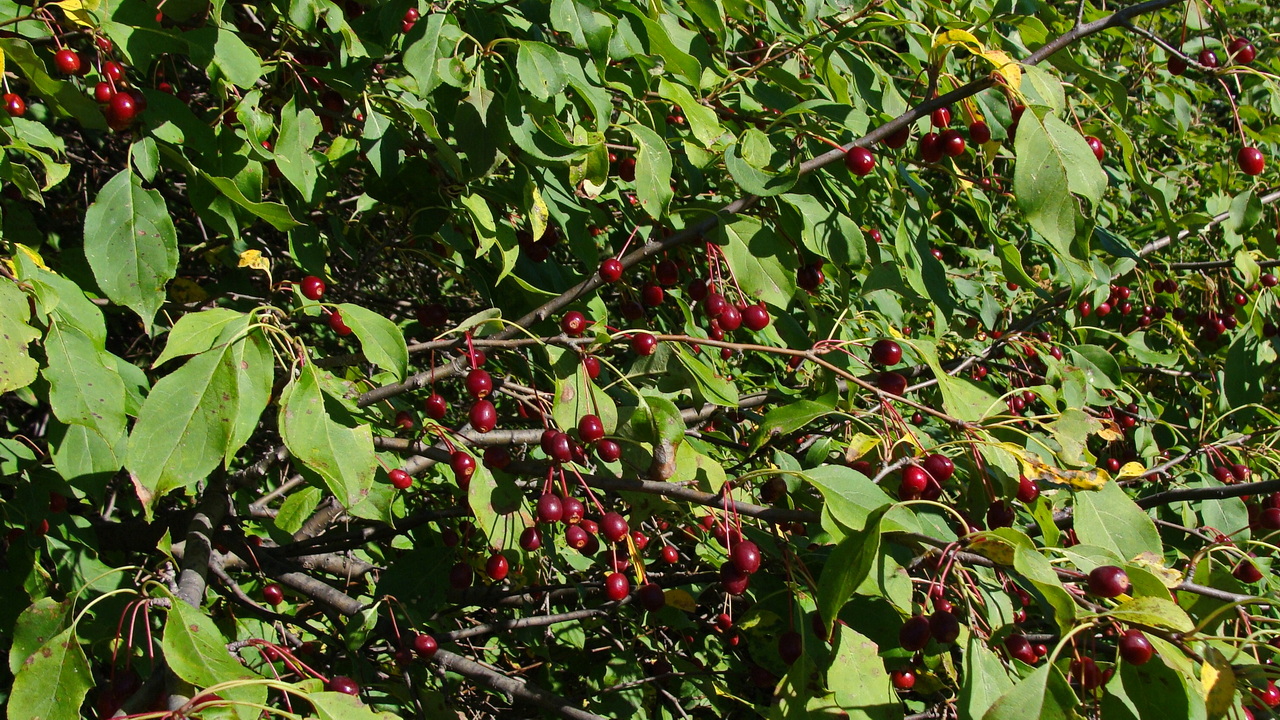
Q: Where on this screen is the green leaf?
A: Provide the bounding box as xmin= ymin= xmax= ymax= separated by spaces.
xmin=827 ymin=623 xmax=902 ymax=719
xmin=749 ymin=398 xmax=838 ymax=452
xmin=673 ymin=347 xmax=739 ymax=407
xmin=517 ymin=41 xmax=568 ymax=102
xmin=9 ymin=598 xmax=70 ymax=675
xmin=1074 ymin=481 xmax=1161 ymax=561
xmin=335 ymin=303 xmax=408 ymax=381
xmin=127 ymin=322 xmax=272 ymax=510
xmin=403 ymin=13 xmax=447 ymax=96
xmin=1012 ymin=545 xmax=1077 ymax=633
xmin=203 ymin=173 xmax=302 ymax=230
xmin=961 ymin=633 xmax=1014 ymax=719
xmin=275 ymin=98 xmax=322 ymax=202
xmin=467 ymin=463 xmax=531 ymax=551
xmin=803 ymin=464 xmax=916 ymax=535
xmin=162 ymin=599 xmax=267 ymax=720
xmin=0 ymin=278 xmax=40 ymax=394
xmin=82 ymin=169 xmax=178 ymax=326
xmin=657 ymin=79 xmax=723 ymax=148
xmin=724 ymin=134 xmax=799 ymax=196
xmin=817 ymin=507 xmax=886 ymax=633
xmin=1115 ymin=655 xmax=1207 ymax=720
xmin=1013 ymin=112 xmax=1095 ymax=261
xmin=9 ymin=628 xmax=92 ymax=720
xmin=1103 ymin=596 xmax=1194 ymax=633
xmin=43 ymin=321 xmax=127 ymax=453
xmin=153 ymin=308 xmax=246 ymax=367
xmin=624 ymin=123 xmax=673 ymax=219
xmin=310 ymin=690 xmax=401 ymax=720
xmin=280 ymin=363 xmax=376 ymax=509
xmin=550 ymin=348 xmax=618 ymax=435
xmin=187 ymin=27 xmax=263 ymax=89
xmin=982 ymin=662 xmax=1076 ymax=720
xmin=275 ymin=486 xmax=324 ymax=535
xmin=718 ymin=216 xmax=798 ymax=307
xmin=163 ymin=598 xmax=254 ymax=684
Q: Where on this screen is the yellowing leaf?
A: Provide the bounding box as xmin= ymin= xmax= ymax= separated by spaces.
xmin=933 ymin=29 xmax=983 ymax=56
xmin=1200 ymin=647 xmax=1235 ymax=719
xmin=1116 ymin=461 xmax=1146 ymax=480
xmin=1097 ymin=421 xmax=1124 ymax=441
xmin=982 ymin=50 xmax=1021 ymax=90
xmin=15 ymin=243 xmax=49 ymax=271
xmin=168 ymin=278 xmax=208 ymax=303
xmin=52 ymin=0 xmax=102 ymax=27
xmin=843 ymin=433 xmax=880 ymax=463
xmin=931 ymin=30 xmax=1021 ymax=90
xmin=527 ymin=183 xmax=549 ymax=241
xmin=1130 ymin=552 xmax=1184 ymax=588
xmin=664 ymin=588 xmax=696 ymax=612
xmin=237 ymin=249 xmax=270 ymax=272
xmin=966 ymin=535 xmax=1016 ymax=565
xmin=996 ymin=442 xmax=1110 ymax=491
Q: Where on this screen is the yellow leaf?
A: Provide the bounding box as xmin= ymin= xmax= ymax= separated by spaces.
xmin=966 ymin=533 xmax=1016 ymax=565
xmin=14 ymin=243 xmax=49 ymax=271
xmin=1097 ymin=421 xmax=1124 ymax=442
xmin=980 ymin=50 xmax=1022 ymax=91
xmin=527 ymin=184 xmax=549 ymax=241
xmin=996 ymin=442 xmax=1109 ymax=491
xmin=933 ymin=29 xmax=984 ymax=56
xmin=1130 ymin=552 xmax=1184 ymax=588
xmin=52 ymin=0 xmax=102 ymax=28
xmin=1200 ymin=647 xmax=1236 ymax=719
xmin=237 ymin=249 xmax=270 ymax=272
xmin=843 ymin=433 xmax=880 ymax=463
xmin=663 ymin=588 xmax=696 ymax=612
xmin=1116 ymin=461 xmax=1147 ymax=480
xmin=168 ymin=278 xmax=208 ymax=304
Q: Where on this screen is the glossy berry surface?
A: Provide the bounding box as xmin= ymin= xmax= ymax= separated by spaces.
xmin=845 ymin=146 xmax=875 ymax=176
xmin=413 ymin=633 xmax=438 ymax=658
xmin=300 ymin=275 xmax=325 ymax=300
xmin=54 ymin=49 xmax=82 ymax=75
xmin=730 ymin=540 xmax=761 ymax=574
xmin=604 ymin=572 xmax=630 ymax=601
xmin=327 ymin=676 xmax=360 ymax=696
xmin=599 ymin=258 xmax=623 ymax=282
xmin=1238 ymin=146 xmax=1265 ymax=176
xmin=899 ymin=614 xmax=931 ymax=651
xmin=388 ymin=469 xmax=412 ymax=489
xmin=1118 ymin=629 xmax=1153 ymax=665
xmin=262 ymin=583 xmax=284 ymax=606
xmin=4 ymin=94 xmax=25 ymax=117
xmin=890 ymin=669 xmax=915 ymax=690
xmin=1087 ymin=565 xmax=1130 ymax=597
xmin=485 ymin=552 xmax=509 ymax=581
xmin=469 ymin=400 xmax=497 ymax=432
xmin=870 ymin=339 xmax=902 ymax=366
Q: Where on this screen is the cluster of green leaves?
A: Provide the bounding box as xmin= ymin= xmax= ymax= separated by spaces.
xmin=2 ymin=0 xmax=1280 ymax=718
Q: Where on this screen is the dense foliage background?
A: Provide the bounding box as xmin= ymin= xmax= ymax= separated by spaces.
xmin=2 ymin=0 xmax=1280 ymax=718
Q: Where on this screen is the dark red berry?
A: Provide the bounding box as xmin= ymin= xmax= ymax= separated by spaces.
xmin=1118 ymin=629 xmax=1153 ymax=665
xmin=778 ymin=631 xmax=803 ymax=665
xmin=262 ymin=583 xmax=284 ymax=606
xmin=54 ymin=49 xmax=82 ymax=75
xmin=632 ymin=334 xmax=658 ymax=356
xmin=1087 ymin=565 xmax=1130 ymax=597
xmin=469 ymin=400 xmax=497 ymax=432
xmin=604 ymin=572 xmax=630 ymax=601
xmin=899 ymin=614 xmax=932 ymax=651
xmin=300 ymin=275 xmax=325 ymax=300
xmin=922 ymin=454 xmax=954 ymax=482
xmin=4 ymin=93 xmax=26 ymax=117
xmin=413 ymin=633 xmax=437 ymax=658
xmin=845 ymin=146 xmax=875 ymax=176
xmin=327 ymin=676 xmax=359 ymax=695
xmin=730 ymin=540 xmax=761 ymax=574
xmin=599 ymin=258 xmax=623 ymax=283
xmin=485 ymin=552 xmax=509 ymax=581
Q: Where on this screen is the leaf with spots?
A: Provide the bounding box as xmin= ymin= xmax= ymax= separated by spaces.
xmin=9 ymin=598 xmax=70 ymax=675
xmin=9 ymin=627 xmax=92 ymax=720
xmin=280 ymin=363 xmax=376 ymax=510
xmin=82 ymin=169 xmax=178 ymax=326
